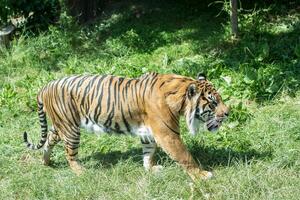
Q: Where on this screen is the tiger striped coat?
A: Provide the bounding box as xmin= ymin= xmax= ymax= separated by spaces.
xmin=24 ymin=72 xmax=229 ymax=180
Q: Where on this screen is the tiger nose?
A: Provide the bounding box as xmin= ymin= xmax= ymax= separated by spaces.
xmin=224 ymin=111 xmax=229 ymax=117
xmin=224 ymin=107 xmax=230 ymax=117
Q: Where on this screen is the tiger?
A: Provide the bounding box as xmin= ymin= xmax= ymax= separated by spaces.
xmin=23 ymin=72 xmax=229 ymax=181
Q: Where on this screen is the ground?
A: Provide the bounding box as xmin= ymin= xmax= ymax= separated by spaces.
xmin=0 ymin=0 xmax=299 ymax=199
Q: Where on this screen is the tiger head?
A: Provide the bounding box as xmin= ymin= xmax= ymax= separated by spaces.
xmin=185 ymin=73 xmax=229 ymax=135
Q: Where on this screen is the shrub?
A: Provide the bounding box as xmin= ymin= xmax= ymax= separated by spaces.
xmin=0 ymin=0 xmax=60 ymax=30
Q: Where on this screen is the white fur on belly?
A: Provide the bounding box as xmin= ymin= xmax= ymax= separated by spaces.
xmin=81 ymin=119 xmax=153 ymax=139
xmin=80 ymin=119 xmax=105 ymax=136
xmin=132 ymin=126 xmax=154 ymax=142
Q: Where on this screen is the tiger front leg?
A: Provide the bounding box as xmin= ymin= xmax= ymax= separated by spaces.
xmin=151 ymin=125 xmax=213 ymax=181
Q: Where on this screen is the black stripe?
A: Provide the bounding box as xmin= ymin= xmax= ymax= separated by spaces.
xmin=40 ymin=124 xmax=47 ymax=128
xmin=125 ymin=79 xmax=134 ymax=97
xmin=117 ymin=78 xmax=124 ymax=109
xmin=38 ymin=112 xmax=46 ymax=117
xmin=113 ymin=80 xmax=118 ymax=109
xmin=81 ymin=76 xmax=98 ymax=112
xmin=140 ymin=139 xmax=150 ymax=144
xmin=134 ymin=80 xmax=140 ymax=106
xmin=68 ymin=151 xmax=79 ymax=157
xmin=104 ymin=104 xmax=115 ymax=128
xmin=94 ymin=77 xmax=107 ymax=122
xmin=106 ymin=76 xmax=114 ymax=112
xmin=168 ymin=107 xmax=179 ymax=123
xmin=94 ymin=75 xmax=108 ymax=97
xmin=39 ymin=118 xmax=47 ymax=123
xmin=165 ymin=91 xmax=178 ymax=97
xmin=149 ymin=77 xmax=159 ymax=92
xmin=75 ymin=75 xmax=89 ymax=95
xmin=66 ymin=102 xmax=79 ymax=127
xmin=118 ymin=77 xmax=124 ymax=86
xmin=50 ymin=105 xmax=71 ymax=132
xmin=128 ymin=108 xmax=133 ymax=119
xmin=114 ymin=122 xmax=124 ymax=134
xmin=53 ymin=89 xmax=77 ymax=128
xmin=149 ymin=73 xmax=158 ymax=85
xmin=159 ymin=81 xmax=166 ymax=88
xmin=130 ymin=81 xmax=135 ymax=103
xmin=162 ymin=120 xmax=180 ymax=135
xmin=67 ymin=75 xmax=81 ymax=89
xmin=120 ymin=104 xmax=131 ymax=133
xmin=94 ymin=75 xmax=107 ymax=122
xmin=142 ymin=77 xmax=150 ymax=103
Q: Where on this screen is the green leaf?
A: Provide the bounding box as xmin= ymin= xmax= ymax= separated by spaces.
xmin=294 ymin=44 xmax=300 ymax=58
xmin=257 ymin=42 xmax=269 ymax=61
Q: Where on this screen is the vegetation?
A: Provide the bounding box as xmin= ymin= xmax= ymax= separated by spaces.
xmin=0 ymin=0 xmax=60 ymax=30
xmin=0 ymin=0 xmax=299 ymax=199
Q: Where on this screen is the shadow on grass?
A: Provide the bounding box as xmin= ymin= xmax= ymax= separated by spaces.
xmin=73 ymin=144 xmax=272 ymax=170
xmin=73 ymin=0 xmax=226 ymax=55
xmin=82 ymin=148 xmax=143 ymax=168
xmin=189 ymin=146 xmax=273 ymax=170
xmin=33 ymin=0 xmax=227 ymax=72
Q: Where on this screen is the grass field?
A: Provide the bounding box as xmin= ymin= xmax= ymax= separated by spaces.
xmin=0 ymin=0 xmax=299 ymax=199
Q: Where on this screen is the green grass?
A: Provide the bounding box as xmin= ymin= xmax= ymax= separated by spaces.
xmin=1 ymin=96 xmax=300 ymax=199
xmin=0 ymin=0 xmax=299 ymax=199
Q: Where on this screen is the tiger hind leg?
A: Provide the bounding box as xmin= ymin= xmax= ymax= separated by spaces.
xmin=43 ymin=128 xmax=61 ymax=166
xmin=141 ymin=137 xmax=163 ymax=173
xmin=60 ymin=126 xmax=84 ymax=175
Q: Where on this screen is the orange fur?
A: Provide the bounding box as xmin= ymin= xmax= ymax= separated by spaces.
xmin=24 ymin=72 xmax=229 ymax=180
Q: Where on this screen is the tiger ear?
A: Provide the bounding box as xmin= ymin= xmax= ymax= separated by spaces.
xmin=187 ymin=84 xmax=197 ymax=99
xmin=197 ymin=73 xmax=206 ymax=81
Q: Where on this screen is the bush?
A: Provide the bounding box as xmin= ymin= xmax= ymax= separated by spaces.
xmin=0 ymin=0 xmax=60 ymax=30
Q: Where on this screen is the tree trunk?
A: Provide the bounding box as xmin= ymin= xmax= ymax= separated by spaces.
xmin=0 ymin=25 xmax=15 ymax=48
xmin=230 ymin=0 xmax=238 ymax=38
xmin=66 ymin=0 xmax=105 ymax=23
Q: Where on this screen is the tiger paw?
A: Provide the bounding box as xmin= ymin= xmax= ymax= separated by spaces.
xmin=69 ymin=162 xmax=85 ymax=176
xmin=43 ymin=158 xmax=51 ymax=166
xmin=188 ymin=169 xmax=213 ymax=181
xmin=73 ymin=166 xmax=85 ymax=176
xmin=151 ymin=165 xmax=163 ymax=173
xmin=200 ymin=170 xmax=213 ymax=180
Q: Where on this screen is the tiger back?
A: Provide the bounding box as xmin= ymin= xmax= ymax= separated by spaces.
xmin=24 ymin=72 xmax=229 ymax=181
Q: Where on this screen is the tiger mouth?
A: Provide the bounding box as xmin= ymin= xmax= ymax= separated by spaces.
xmin=206 ymin=118 xmax=221 ymax=132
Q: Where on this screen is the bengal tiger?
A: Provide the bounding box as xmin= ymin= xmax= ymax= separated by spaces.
xmin=23 ymin=72 xmax=229 ymax=180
